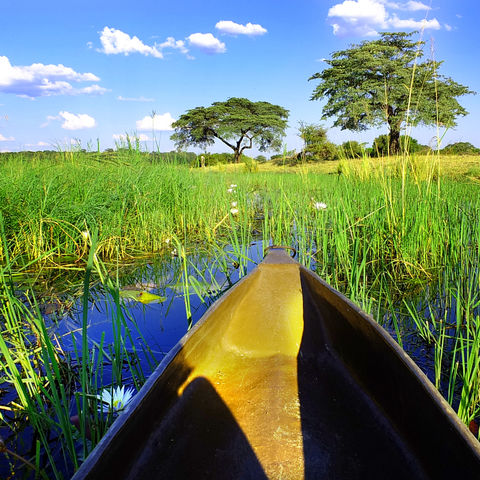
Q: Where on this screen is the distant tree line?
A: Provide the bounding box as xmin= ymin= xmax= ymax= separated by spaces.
xmin=0 ymin=149 xmax=197 ymax=165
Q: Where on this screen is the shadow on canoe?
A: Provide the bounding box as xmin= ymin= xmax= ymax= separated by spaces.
xmin=73 ymin=249 xmax=480 ymax=479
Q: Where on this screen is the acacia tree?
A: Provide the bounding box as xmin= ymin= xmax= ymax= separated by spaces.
xmin=171 ymin=97 xmax=289 ymax=163
xmin=309 ymin=32 xmax=474 ymax=154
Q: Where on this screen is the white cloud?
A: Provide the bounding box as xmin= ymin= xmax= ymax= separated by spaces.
xmin=0 ymin=56 xmax=105 ymax=98
xmin=328 ymin=0 xmax=442 ymax=36
xmin=402 ymin=1 xmax=431 ymax=11
xmin=48 ymin=111 xmax=96 ymax=130
xmin=117 ymin=95 xmax=155 ymax=102
xmin=215 ymin=20 xmax=267 ymax=36
xmin=113 ymin=133 xmax=150 ymax=141
xmin=25 ymin=141 xmax=50 ymax=147
xmin=444 ymin=23 xmax=453 ymax=31
xmin=136 ymin=112 xmax=176 ymax=131
xmin=187 ymin=33 xmax=226 ymax=54
xmin=80 ymin=85 xmax=108 ymax=94
xmin=329 ymin=0 xmax=387 ymax=26
xmin=99 ymin=27 xmax=163 ymax=58
xmin=157 ymin=36 xmax=189 ymax=54
xmin=384 ymin=0 xmax=431 ymax=10
xmin=0 ymin=133 xmax=14 ymax=141
xmin=98 ymin=28 xmax=193 ymax=59
xmin=328 ymin=0 xmax=388 ymax=36
xmin=389 ymin=15 xmax=441 ymax=30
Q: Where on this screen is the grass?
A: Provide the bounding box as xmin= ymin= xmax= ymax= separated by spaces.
xmin=1 ymin=149 xmax=480 ymax=476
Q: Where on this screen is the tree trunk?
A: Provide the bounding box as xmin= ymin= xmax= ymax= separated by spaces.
xmin=389 ymin=128 xmax=400 ymax=155
xmin=233 ymin=149 xmax=241 ymax=163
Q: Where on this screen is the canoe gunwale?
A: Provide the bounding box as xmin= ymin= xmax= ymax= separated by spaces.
xmin=300 ymin=265 xmax=480 ymax=442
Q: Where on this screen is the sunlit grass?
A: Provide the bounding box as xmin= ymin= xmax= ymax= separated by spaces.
xmin=2 ymin=149 xmax=480 ymax=476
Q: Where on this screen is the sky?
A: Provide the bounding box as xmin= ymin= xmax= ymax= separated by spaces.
xmin=1 ymin=0 xmax=479 ymax=155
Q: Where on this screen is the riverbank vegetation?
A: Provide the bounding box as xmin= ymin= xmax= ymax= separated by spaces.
xmin=1 ymin=148 xmax=480 ymax=476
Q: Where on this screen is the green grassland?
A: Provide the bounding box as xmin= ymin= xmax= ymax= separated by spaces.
xmin=1 ymin=150 xmax=480 ymax=477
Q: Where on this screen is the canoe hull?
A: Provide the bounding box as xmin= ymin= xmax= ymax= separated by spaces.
xmin=73 ymin=249 xmax=480 ymax=479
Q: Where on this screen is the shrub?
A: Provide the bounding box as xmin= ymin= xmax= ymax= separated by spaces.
xmin=340 ymin=141 xmax=365 ymax=159
xmin=441 ymin=142 xmax=480 ymax=155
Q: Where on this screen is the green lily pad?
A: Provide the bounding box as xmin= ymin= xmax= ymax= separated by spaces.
xmin=119 ymin=290 xmax=166 ymax=304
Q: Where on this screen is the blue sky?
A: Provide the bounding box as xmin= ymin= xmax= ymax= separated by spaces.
xmin=1 ymin=0 xmax=479 ymax=154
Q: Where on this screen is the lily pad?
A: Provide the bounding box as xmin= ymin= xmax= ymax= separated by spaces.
xmin=119 ymin=290 xmax=166 ymax=304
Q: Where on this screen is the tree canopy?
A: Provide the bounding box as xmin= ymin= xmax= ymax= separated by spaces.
xmin=171 ymin=97 xmax=289 ymax=162
xmin=309 ymin=32 xmax=474 ymax=153
xmin=298 ymin=122 xmax=338 ymax=161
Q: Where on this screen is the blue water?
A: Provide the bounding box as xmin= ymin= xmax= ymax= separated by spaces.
xmin=1 ymin=241 xmax=472 ymax=478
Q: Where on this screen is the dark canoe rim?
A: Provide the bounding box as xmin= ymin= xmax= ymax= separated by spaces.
xmin=72 ymin=248 xmax=480 ymax=478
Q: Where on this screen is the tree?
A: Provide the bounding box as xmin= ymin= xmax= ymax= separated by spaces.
xmin=171 ymin=97 xmax=289 ymax=163
xmin=441 ymin=142 xmax=480 ymax=156
xmin=298 ymin=122 xmax=338 ymax=161
xmin=341 ymin=140 xmax=365 ymax=159
xmin=309 ymin=32 xmax=474 ymax=154
xmin=372 ymin=134 xmax=425 ymax=156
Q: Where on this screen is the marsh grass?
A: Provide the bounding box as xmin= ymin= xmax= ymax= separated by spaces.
xmin=2 ymin=148 xmax=480 ymax=475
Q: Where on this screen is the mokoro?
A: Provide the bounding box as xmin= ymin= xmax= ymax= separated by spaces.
xmin=73 ymin=248 xmax=480 ymax=479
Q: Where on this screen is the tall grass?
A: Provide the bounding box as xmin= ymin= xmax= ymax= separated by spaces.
xmin=2 ymin=150 xmax=480 ymax=476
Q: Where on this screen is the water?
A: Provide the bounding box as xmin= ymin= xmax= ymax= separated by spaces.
xmin=0 ymin=242 xmax=475 ymax=478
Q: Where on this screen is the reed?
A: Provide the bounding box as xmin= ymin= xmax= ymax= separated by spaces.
xmin=2 ymin=149 xmax=480 ymax=475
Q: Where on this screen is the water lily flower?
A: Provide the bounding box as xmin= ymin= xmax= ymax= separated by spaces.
xmin=231 ymin=201 xmax=238 ymax=207
xmin=230 ymin=208 xmax=239 ymax=215
xmin=313 ymin=201 xmax=327 ymax=210
xmin=165 ymin=238 xmax=171 ymax=244
xmin=81 ymin=231 xmax=90 ymax=240
xmin=98 ymin=386 xmax=135 ymax=414
xmin=171 ymin=248 xmax=178 ymax=257
xmin=227 ymin=188 xmax=235 ymax=194
xmin=230 ymin=184 xmax=237 ymax=188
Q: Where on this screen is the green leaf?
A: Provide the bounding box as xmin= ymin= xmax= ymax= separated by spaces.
xmin=119 ymin=290 xmax=166 ymax=304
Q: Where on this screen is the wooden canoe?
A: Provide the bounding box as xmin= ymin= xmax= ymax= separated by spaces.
xmin=73 ymin=248 xmax=480 ymax=479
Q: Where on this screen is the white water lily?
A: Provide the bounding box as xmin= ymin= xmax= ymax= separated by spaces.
xmin=227 ymin=188 xmax=235 ymax=194
xmin=230 ymin=208 xmax=239 ymax=215
xmin=229 ymin=183 xmax=237 ymax=188
xmin=313 ymin=201 xmax=327 ymax=210
xmin=231 ymin=201 xmax=238 ymax=207
xmin=98 ymin=386 xmax=135 ymax=413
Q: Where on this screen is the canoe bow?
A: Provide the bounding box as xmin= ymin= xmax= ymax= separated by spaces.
xmin=73 ymin=247 xmax=480 ymax=479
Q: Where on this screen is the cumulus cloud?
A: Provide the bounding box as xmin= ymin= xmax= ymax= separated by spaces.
xmin=398 ymin=1 xmax=431 ymax=11
xmin=215 ymin=20 xmax=267 ymax=36
xmin=98 ymin=28 xmax=192 ymax=59
xmin=0 ymin=56 xmax=106 ymax=98
xmin=99 ymin=27 xmax=163 ymax=58
xmin=157 ymin=36 xmax=189 ymax=54
xmin=389 ymin=15 xmax=440 ymax=30
xmin=327 ymin=0 xmax=442 ymax=36
xmin=117 ymin=95 xmax=155 ymax=102
xmin=0 ymin=133 xmax=14 ymax=141
xmin=383 ymin=0 xmax=431 ymax=10
xmin=187 ymin=33 xmax=226 ymax=54
xmin=45 ymin=112 xmax=96 ymax=130
xmin=136 ymin=113 xmax=176 ymax=131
